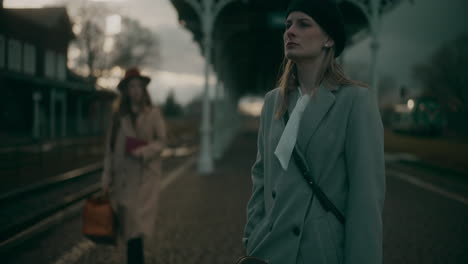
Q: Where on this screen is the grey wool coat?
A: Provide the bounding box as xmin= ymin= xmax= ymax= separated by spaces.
xmin=101 ymin=107 xmax=166 ymax=240
xmin=243 ymin=85 xmax=385 ymax=264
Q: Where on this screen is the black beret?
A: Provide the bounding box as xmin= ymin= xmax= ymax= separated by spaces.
xmin=286 ymin=0 xmax=346 ymax=57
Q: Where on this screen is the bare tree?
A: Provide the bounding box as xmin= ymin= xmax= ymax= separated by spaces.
xmin=412 ymin=34 xmax=468 ymax=133
xmin=111 ymin=17 xmax=160 ymax=69
xmin=69 ymin=4 xmax=108 ymax=82
xmin=412 ymin=34 xmax=468 ymax=112
xmin=68 ymin=3 xmax=160 ymax=83
xmin=163 ymin=89 xmax=183 ymax=118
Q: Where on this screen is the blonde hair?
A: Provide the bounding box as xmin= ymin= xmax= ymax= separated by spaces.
xmin=274 ymin=48 xmax=368 ymax=119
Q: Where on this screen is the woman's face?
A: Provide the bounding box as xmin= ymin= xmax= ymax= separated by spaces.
xmin=284 ymin=11 xmax=333 ymax=61
xmin=127 ymin=78 xmax=144 ymax=104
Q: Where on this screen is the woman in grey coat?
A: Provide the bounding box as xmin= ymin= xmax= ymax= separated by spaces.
xmin=243 ymin=0 xmax=385 ymax=263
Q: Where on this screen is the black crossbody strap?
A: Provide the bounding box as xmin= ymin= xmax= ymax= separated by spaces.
xmin=284 ymin=111 xmax=345 ymax=225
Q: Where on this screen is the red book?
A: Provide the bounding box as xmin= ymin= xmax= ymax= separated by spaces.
xmin=125 ymin=136 xmax=147 ymax=154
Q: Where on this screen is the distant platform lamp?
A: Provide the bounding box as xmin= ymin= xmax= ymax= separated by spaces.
xmin=180 ymin=0 xmax=248 ymax=174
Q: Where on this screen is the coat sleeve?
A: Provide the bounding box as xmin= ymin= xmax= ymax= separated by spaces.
xmin=243 ymin=93 xmax=268 ymax=249
xmin=101 ymin=117 xmax=115 ymax=189
xmin=344 ymin=88 xmax=386 ymax=264
xmin=140 ymin=107 xmax=167 ymax=163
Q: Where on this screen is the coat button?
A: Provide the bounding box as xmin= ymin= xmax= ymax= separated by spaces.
xmin=272 ymin=190 xmax=276 ymax=199
xmin=269 ymin=224 xmax=273 ymax=232
xmin=293 ymin=226 xmax=300 ymax=236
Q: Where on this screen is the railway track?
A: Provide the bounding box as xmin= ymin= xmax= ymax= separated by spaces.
xmin=0 ymin=163 xmax=102 ymax=253
xmin=0 ymin=145 xmax=198 ymax=255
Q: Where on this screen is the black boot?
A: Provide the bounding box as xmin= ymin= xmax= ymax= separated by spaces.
xmin=127 ymin=237 xmax=144 ymax=264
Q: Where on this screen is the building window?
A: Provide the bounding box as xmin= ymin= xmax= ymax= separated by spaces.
xmin=0 ymin=35 xmax=5 ymax=68
xmin=57 ymin=54 xmax=66 ymax=81
xmin=23 ymin=43 xmax=36 ymax=75
xmin=45 ymin=50 xmax=56 ymax=78
xmin=8 ymin=38 xmax=22 ymax=72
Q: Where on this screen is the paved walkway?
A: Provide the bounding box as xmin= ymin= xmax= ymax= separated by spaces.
xmin=70 ymin=129 xmax=468 ymax=264
xmin=3 ymin=127 xmax=467 ymax=263
xmin=73 ymin=132 xmax=256 ymax=264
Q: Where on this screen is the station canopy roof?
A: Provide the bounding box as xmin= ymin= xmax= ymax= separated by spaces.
xmin=170 ymin=0 xmax=403 ymax=96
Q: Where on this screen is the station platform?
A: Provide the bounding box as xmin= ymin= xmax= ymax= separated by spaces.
xmin=1 ymin=126 xmax=467 ymax=264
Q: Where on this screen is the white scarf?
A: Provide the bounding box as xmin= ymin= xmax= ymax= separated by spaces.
xmin=274 ymin=87 xmax=312 ymax=170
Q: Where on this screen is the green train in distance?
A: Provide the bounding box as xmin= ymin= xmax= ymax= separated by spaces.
xmin=390 ymin=96 xmax=446 ymax=136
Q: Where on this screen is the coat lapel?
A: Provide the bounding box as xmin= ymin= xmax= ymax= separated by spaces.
xmin=296 ymin=85 xmax=336 ymax=152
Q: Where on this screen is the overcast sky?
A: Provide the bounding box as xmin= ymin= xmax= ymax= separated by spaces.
xmin=5 ymin=0 xmax=207 ymax=106
xmin=5 ymin=0 xmax=468 ymax=105
xmin=344 ymin=0 xmax=468 ymax=101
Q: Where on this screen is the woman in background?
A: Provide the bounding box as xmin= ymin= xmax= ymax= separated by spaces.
xmin=102 ymin=67 xmax=166 ymax=264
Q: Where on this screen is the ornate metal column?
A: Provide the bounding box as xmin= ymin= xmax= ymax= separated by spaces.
xmin=369 ymin=0 xmax=381 ymax=101
xmin=345 ymin=0 xmax=382 ymax=101
xmin=213 ymin=79 xmax=224 ymax=160
xmin=345 ymin=0 xmax=409 ymax=103
xmin=182 ymin=0 xmax=248 ymax=174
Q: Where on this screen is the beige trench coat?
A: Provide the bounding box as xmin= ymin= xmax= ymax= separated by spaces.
xmin=101 ymin=107 xmax=166 ymax=240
